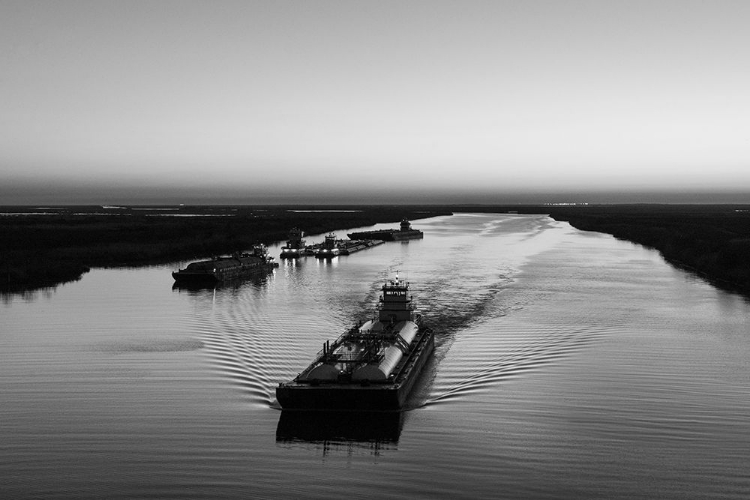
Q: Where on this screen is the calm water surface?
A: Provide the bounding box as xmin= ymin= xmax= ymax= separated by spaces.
xmin=2 ymin=213 xmax=749 ymax=499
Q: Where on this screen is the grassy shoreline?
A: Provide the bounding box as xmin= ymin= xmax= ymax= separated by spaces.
xmin=545 ymin=204 xmax=750 ymax=295
xmin=3 ymin=204 xmax=749 ymax=297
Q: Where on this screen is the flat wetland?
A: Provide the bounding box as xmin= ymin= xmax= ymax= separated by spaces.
xmin=2 ymin=204 xmax=750 ymax=297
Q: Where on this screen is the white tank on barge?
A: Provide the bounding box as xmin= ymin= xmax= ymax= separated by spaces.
xmin=276 ymin=274 xmax=434 ymax=410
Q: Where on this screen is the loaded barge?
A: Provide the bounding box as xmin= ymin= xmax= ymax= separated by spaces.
xmin=347 ymin=218 xmax=424 ymax=241
xmin=276 ymin=274 xmax=433 ymax=410
xmin=313 ymin=233 xmax=384 ymax=259
xmin=172 ymin=244 xmax=278 ymax=284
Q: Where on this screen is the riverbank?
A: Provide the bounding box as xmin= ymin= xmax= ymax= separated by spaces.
xmin=544 ymin=204 xmax=750 ymax=295
xmin=1 ymin=205 xmax=450 ymax=293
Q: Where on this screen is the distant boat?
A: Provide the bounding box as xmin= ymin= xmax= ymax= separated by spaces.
xmin=276 ymin=274 xmax=433 ymax=410
xmin=172 ymin=245 xmax=278 ymax=284
xmin=347 ymin=218 xmax=424 ymax=241
xmin=313 ymin=233 xmax=384 ymax=259
xmin=280 ymin=228 xmax=316 ymax=258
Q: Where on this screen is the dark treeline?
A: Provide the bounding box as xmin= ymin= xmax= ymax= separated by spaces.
xmin=544 ymin=204 xmax=750 ymax=295
xmin=1 ymin=205 xmax=450 ymax=292
xmin=3 ymin=204 xmax=750 ymax=296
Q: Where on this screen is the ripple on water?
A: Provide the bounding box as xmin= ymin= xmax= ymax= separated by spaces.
xmin=425 ymin=318 xmax=617 ymax=406
xmin=95 ymin=339 xmax=204 ymax=353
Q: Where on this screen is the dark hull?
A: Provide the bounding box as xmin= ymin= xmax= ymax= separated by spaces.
xmin=276 ymin=329 xmax=434 ymax=410
xmin=280 ymin=246 xmax=318 ymax=258
xmin=171 ymin=271 xmax=220 ymax=284
xmin=314 ymin=248 xmax=341 ymax=259
xmin=172 ymin=263 xmax=277 ymax=283
xmin=280 ymin=249 xmax=305 ymax=259
xmin=391 ymin=230 xmax=424 ymax=241
xmin=276 ymin=409 xmax=404 ymax=443
xmin=347 ymin=229 xmax=423 ymax=241
xmin=339 ymin=239 xmax=385 ymax=255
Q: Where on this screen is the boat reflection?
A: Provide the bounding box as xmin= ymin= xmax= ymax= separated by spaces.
xmin=276 ymin=410 xmax=404 ymax=446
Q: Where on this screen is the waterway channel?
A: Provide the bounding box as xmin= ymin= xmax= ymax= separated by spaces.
xmin=2 ymin=213 xmax=749 ymax=499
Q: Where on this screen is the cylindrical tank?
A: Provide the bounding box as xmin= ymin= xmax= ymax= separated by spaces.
xmin=352 ymin=321 xmax=419 ymax=381
xmin=304 ymin=363 xmax=339 ymax=381
xmin=303 ymin=341 xmax=365 ymax=381
xmin=358 ymin=319 xmax=380 ymax=334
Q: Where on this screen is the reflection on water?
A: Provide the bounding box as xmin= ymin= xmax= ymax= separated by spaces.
xmin=276 ymin=410 xmax=404 ymax=446
xmin=171 ymin=270 xmax=276 ymax=294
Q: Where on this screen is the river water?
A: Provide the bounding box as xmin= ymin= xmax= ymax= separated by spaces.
xmin=2 ymin=213 xmax=749 ymax=499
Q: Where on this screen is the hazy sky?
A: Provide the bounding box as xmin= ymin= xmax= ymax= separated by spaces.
xmin=2 ymin=0 xmax=750 ymax=204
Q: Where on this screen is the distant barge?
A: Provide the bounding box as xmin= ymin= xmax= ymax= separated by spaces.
xmin=313 ymin=233 xmax=384 ymax=259
xmin=347 ymin=218 xmax=424 ymax=241
xmin=172 ymin=245 xmax=278 ymax=284
xmin=276 ymin=274 xmax=434 ymax=410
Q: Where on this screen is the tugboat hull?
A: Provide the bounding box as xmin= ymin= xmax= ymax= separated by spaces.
xmin=280 ymin=228 xmax=318 ymax=258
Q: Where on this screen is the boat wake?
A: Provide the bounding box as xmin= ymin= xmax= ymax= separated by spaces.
xmin=423 ymin=321 xmax=613 ymax=406
xmin=186 ymin=213 xmax=616 ymax=411
xmin=185 ymin=276 xmax=324 ymax=408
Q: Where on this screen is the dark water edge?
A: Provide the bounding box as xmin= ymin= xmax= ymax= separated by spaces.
xmin=3 ymin=204 xmax=750 ymax=297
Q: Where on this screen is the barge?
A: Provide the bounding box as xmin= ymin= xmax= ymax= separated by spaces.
xmin=347 ymin=218 xmax=424 ymax=241
xmin=313 ymin=233 xmax=384 ymax=259
xmin=276 ymin=274 xmax=434 ymax=410
xmin=172 ymin=244 xmax=278 ymax=284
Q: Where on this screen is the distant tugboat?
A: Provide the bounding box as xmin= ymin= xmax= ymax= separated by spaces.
xmin=172 ymin=245 xmax=278 ymax=284
xmin=314 ymin=233 xmax=343 ymax=258
xmin=276 ymin=274 xmax=433 ymax=410
xmin=347 ymin=218 xmax=424 ymax=241
xmin=280 ymin=228 xmax=314 ymax=258
xmin=313 ymin=234 xmax=385 ymax=259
